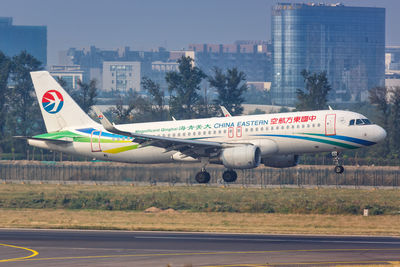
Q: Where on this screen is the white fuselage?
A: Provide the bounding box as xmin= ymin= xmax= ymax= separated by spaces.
xmin=28 ymin=109 xmax=386 ymax=166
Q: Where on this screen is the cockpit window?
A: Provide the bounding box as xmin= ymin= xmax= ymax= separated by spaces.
xmin=349 ymin=118 xmax=373 ymax=126
xmin=362 ymin=119 xmax=372 ymax=125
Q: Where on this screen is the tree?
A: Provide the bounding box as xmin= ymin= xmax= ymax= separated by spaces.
xmin=368 ymin=86 xmax=390 ymax=157
xmin=110 ymin=91 xmax=136 ymax=124
xmin=295 ymin=70 xmax=331 ymax=111
xmin=165 ymin=56 xmax=206 ymax=119
xmin=209 ymin=67 xmax=248 ymax=116
xmin=0 ymin=52 xmax=11 ymax=152
xmin=9 ymin=51 xmax=43 ymax=137
xmin=389 ymin=86 xmax=400 ymax=156
xmin=76 ymin=79 xmax=98 ymax=113
xmin=142 ymin=77 xmax=167 ymax=121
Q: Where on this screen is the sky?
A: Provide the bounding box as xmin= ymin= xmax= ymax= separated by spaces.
xmin=1 ymin=0 xmax=400 ymax=65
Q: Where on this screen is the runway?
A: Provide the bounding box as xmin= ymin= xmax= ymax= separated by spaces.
xmin=1 ymin=229 xmax=400 ymax=266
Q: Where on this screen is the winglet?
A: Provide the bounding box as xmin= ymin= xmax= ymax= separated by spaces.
xmin=92 ymin=106 xmax=115 ymax=132
xmin=220 ymin=106 xmax=232 ymax=117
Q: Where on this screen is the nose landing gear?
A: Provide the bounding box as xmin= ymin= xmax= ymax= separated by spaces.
xmin=332 ymin=151 xmax=344 ymax=174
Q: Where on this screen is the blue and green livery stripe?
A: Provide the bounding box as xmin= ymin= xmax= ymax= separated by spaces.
xmin=252 ymin=134 xmax=360 ymax=149
xmin=33 ymin=131 xmax=131 ymax=144
xmin=302 ymin=133 xmax=376 ymax=146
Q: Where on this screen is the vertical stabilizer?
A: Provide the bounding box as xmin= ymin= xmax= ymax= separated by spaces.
xmin=30 ymin=71 xmax=98 ymax=132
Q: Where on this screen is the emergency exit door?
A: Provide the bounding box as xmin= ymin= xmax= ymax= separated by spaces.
xmin=91 ymin=130 xmax=102 ymax=152
xmin=325 ymin=114 xmax=336 ymax=136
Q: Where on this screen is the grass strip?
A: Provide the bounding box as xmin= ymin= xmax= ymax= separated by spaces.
xmin=0 ymin=184 xmax=400 ymax=215
xmin=0 ymin=209 xmax=399 ymax=236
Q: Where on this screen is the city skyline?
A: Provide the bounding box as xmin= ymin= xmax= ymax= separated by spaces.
xmin=1 ymin=0 xmax=399 ymax=66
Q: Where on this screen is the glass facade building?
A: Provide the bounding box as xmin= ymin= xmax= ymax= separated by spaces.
xmin=271 ymin=3 xmax=385 ymax=105
xmin=0 ymin=17 xmax=47 ymax=66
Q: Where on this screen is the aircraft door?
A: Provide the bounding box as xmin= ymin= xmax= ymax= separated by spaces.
xmin=325 ymin=114 xmax=336 ymax=136
xmin=91 ymin=130 xmax=102 ymax=152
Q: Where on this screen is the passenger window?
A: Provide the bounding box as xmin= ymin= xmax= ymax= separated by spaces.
xmin=349 ymin=119 xmax=355 ymax=126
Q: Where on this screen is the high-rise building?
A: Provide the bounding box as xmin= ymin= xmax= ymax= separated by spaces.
xmin=188 ymin=41 xmax=272 ymax=82
xmin=102 ymin=61 xmax=141 ymax=92
xmin=271 ymin=3 xmax=385 ymax=105
xmin=0 ymin=17 xmax=47 ymax=66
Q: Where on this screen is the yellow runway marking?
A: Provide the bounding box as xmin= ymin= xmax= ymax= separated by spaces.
xmin=10 ymin=248 xmax=400 ymax=263
xmin=0 ymin=243 xmax=39 ymax=262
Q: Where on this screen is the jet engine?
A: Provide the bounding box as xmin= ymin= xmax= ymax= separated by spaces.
xmin=220 ymin=145 xmax=261 ymax=169
xmin=261 ymin=154 xmax=299 ymax=168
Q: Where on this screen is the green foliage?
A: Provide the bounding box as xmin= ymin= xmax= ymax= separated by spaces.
xmin=166 ymin=56 xmax=206 ymax=119
xmin=141 ymin=77 xmax=168 ymax=121
xmin=368 ymin=86 xmax=395 ymax=158
xmin=388 ymin=87 xmax=400 ymax=156
xmin=75 ymin=79 xmax=98 ymax=113
xmin=209 ymin=67 xmax=248 ymax=116
xmin=295 ymin=70 xmax=331 ymax=111
xmin=1 ymin=185 xmax=400 ymax=216
xmin=0 ymin=52 xmax=11 ymax=153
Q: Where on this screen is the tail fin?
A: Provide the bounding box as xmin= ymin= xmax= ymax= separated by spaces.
xmin=31 ymin=71 xmax=98 ymax=132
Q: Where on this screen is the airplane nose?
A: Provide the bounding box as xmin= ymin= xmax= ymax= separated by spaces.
xmin=374 ymin=126 xmax=387 ymax=143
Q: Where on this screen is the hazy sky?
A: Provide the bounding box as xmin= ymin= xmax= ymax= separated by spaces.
xmin=2 ymin=0 xmax=399 ymax=65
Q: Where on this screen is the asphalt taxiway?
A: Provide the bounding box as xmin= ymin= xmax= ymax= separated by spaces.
xmin=1 ymin=229 xmax=400 ymax=266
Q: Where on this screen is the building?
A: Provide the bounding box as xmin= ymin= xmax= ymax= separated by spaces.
xmin=386 ymin=46 xmax=400 ymax=71
xmin=102 ymin=61 xmax=141 ymax=93
xmin=50 ymin=65 xmax=84 ymax=90
xmin=271 ymin=3 xmax=385 ymax=105
xmin=0 ymin=17 xmax=47 ymax=66
xmin=188 ymin=41 xmax=272 ymax=82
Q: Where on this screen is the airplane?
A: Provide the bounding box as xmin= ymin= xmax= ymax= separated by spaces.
xmin=24 ymin=71 xmax=387 ymax=183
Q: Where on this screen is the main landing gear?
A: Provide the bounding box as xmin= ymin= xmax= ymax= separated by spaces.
xmin=194 ymin=167 xmax=238 ymax=184
xmin=195 ymin=169 xmax=238 ymax=184
xmin=195 ymin=168 xmax=211 ymax=184
xmin=332 ymin=151 xmax=344 ymax=174
xmin=222 ymin=169 xmax=237 ymax=183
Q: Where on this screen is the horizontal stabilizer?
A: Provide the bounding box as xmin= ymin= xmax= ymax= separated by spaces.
xmin=14 ymin=136 xmax=73 ymax=145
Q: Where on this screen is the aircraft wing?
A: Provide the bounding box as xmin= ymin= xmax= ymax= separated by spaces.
xmin=92 ymin=107 xmax=226 ymax=158
xmin=220 ymin=106 xmax=232 ymax=117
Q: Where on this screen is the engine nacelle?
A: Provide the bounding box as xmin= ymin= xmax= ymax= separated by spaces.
xmin=248 ymin=139 xmax=278 ymax=157
xmin=220 ymin=145 xmax=261 ymax=169
xmin=262 ymin=154 xmax=299 ymax=168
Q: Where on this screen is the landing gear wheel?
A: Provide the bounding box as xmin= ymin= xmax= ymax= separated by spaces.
xmin=332 ymin=151 xmax=344 ymax=174
xmin=334 ymin=165 xmax=344 ymax=174
xmin=222 ymin=170 xmax=237 ymax=183
xmin=195 ymin=171 xmax=211 ymax=183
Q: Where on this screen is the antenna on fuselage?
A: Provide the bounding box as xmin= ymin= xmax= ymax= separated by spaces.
xmin=328 ymin=106 xmax=333 ymax=111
